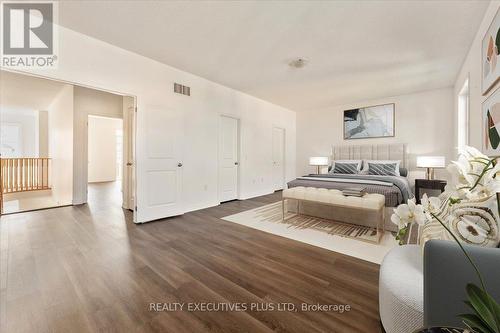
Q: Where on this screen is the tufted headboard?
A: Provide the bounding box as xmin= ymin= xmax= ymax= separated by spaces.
xmin=331 ymin=143 xmax=408 ymax=169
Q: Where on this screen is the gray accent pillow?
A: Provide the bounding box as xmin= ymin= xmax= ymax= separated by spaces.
xmin=333 ymin=162 xmax=359 ymax=174
xmin=368 ymin=162 xmax=398 ymax=176
xmin=399 ymin=167 xmax=408 ymax=177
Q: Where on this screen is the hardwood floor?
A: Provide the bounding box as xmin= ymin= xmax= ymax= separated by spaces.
xmin=0 ymin=182 xmax=383 ymax=332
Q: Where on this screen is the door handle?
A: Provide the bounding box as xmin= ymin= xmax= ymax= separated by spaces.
xmin=178 ymin=163 xmax=183 ymax=167
xmin=126 ymin=163 xmax=133 ymax=166
xmin=234 ymin=162 xmax=239 ymax=165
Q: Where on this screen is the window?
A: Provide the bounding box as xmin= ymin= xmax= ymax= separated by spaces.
xmin=457 ymin=78 xmax=469 ymax=150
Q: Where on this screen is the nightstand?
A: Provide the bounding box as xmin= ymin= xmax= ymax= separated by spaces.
xmin=415 ymin=179 xmax=446 ymax=204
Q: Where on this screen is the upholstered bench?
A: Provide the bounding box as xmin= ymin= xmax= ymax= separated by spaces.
xmin=282 ymin=186 xmax=385 ymax=243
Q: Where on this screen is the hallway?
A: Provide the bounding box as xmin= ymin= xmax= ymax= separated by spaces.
xmin=86 ymin=181 xmax=125 ymax=212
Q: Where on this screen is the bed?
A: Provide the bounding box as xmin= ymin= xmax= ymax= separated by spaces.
xmin=287 ymin=143 xmax=413 ymax=232
xmin=287 ymin=174 xmax=412 ymax=207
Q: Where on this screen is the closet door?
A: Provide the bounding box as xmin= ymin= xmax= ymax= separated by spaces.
xmin=219 ymin=115 xmax=239 ymax=202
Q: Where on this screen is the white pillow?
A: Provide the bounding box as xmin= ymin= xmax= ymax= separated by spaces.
xmin=331 ymin=159 xmax=362 ymax=172
xmin=362 ymin=160 xmax=401 ymax=176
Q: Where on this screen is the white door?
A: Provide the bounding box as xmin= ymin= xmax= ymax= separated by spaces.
xmin=136 ymin=105 xmax=184 ymax=222
xmin=272 ymin=127 xmax=285 ymax=191
xmin=122 ymin=102 xmax=136 ymax=211
xmin=219 ymin=116 xmax=239 ymax=202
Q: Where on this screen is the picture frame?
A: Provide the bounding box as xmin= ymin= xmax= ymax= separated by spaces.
xmin=482 ymin=7 xmax=500 ymax=95
xmin=482 ymin=85 xmax=500 ymax=156
xmin=343 ymin=103 xmax=395 ymax=140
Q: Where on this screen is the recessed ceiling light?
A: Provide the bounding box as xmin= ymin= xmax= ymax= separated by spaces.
xmin=288 ymin=58 xmax=308 ymax=69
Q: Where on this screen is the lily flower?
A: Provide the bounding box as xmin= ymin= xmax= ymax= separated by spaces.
xmin=391 ymin=198 xmax=428 ymax=228
xmin=421 ymin=193 xmax=442 ymax=219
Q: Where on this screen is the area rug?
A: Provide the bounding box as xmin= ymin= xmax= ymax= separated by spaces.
xmin=222 ymin=201 xmax=419 ymax=264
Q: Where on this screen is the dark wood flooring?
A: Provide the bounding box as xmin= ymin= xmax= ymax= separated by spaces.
xmin=0 ymin=182 xmax=382 ymax=332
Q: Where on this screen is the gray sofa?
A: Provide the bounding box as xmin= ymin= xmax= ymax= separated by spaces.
xmin=379 ymin=240 xmax=500 ymax=333
xmin=424 ymin=240 xmax=500 ymax=328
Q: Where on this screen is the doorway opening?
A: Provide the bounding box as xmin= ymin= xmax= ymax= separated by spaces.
xmin=0 ymin=70 xmax=136 ymax=217
xmin=0 ymin=71 xmax=73 ymax=214
xmin=87 ymin=115 xmax=124 ymax=209
xmin=74 ymin=87 xmax=136 ymax=214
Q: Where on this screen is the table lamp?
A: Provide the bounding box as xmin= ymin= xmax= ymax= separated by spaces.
xmin=309 ymin=156 xmax=329 ymax=174
xmin=417 ymin=156 xmax=445 ymax=180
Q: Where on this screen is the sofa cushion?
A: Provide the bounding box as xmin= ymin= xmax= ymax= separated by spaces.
xmin=283 ymin=187 xmax=384 ymax=210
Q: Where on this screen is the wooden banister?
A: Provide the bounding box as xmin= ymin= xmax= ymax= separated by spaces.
xmin=0 ymin=158 xmax=51 ymax=194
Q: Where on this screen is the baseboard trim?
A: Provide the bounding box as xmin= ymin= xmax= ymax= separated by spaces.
xmin=239 ymin=190 xmax=275 ymax=201
xmin=1 ymin=204 xmax=73 ymax=216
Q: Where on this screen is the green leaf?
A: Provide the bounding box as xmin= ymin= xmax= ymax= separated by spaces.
xmin=466 ymin=284 xmax=500 ymax=332
xmin=464 ymin=300 xmax=490 ymax=329
xmin=469 ymin=284 xmax=500 ymax=331
xmin=484 ymin=290 xmax=500 ymax=331
xmin=465 ymin=300 xmax=473 ymax=308
xmin=395 ymin=226 xmax=407 ymax=245
xmin=459 ymin=313 xmax=495 ymax=333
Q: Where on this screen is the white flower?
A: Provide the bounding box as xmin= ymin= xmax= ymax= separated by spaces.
xmin=466 ymin=154 xmax=500 ymax=201
xmin=390 ymin=213 xmax=406 ymax=229
xmin=421 ymin=193 xmax=442 ymax=219
xmin=462 ymin=146 xmax=488 ymax=160
xmin=391 ymin=198 xmax=428 ymax=229
xmin=392 ymin=146 xmax=500 ymax=244
xmin=445 ymin=159 xmax=473 ymax=199
xmin=445 ymin=146 xmax=500 ymax=201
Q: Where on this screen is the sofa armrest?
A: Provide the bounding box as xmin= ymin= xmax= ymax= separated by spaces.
xmin=423 ymin=240 xmax=500 ymax=327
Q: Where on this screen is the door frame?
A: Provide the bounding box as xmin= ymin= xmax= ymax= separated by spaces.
xmin=122 ymin=101 xmax=136 ymax=212
xmin=217 ymin=114 xmax=241 ymax=203
xmin=272 ymin=125 xmax=286 ymax=191
xmin=0 ymin=69 xmax=138 ymax=221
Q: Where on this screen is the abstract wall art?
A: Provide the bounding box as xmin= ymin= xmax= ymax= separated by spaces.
xmin=343 ymin=103 xmax=394 ymax=140
xmin=483 ymin=86 xmax=500 ymax=155
xmin=482 ymin=8 xmax=500 ymax=95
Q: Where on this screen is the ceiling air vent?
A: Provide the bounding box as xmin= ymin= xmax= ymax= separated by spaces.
xmin=174 ymin=83 xmax=190 ymax=96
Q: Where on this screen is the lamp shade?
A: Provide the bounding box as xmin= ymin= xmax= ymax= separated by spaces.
xmin=416 ymin=156 xmax=445 ymax=168
xmin=309 ymin=156 xmax=329 ymax=166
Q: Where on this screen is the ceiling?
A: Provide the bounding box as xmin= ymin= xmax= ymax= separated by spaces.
xmin=58 ymin=1 xmax=488 ymax=112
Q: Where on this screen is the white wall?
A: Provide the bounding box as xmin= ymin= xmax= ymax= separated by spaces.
xmin=296 ymin=88 xmax=454 ymax=181
xmin=88 ymin=116 xmax=122 ymax=183
xmin=454 ymin=1 xmax=500 ymax=151
xmin=74 ymin=86 xmax=123 ymax=119
xmin=39 ymin=111 xmax=49 ymax=157
xmin=20 ymin=24 xmax=296 ymax=222
xmin=48 ymin=84 xmax=74 ymax=206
